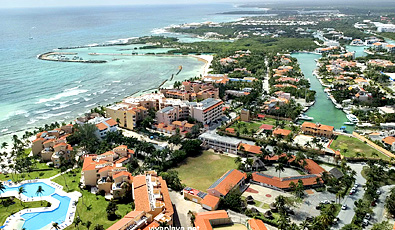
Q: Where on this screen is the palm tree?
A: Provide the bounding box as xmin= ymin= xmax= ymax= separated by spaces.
xmin=86 ymin=221 xmax=92 ymax=230
xmin=18 ymin=186 xmax=26 ymax=206
xmin=1 ymin=142 xmax=8 ymax=149
xmin=51 ymin=222 xmax=60 ymax=230
xmin=275 ymin=163 xmax=285 ymax=178
xmin=36 ymin=185 xmax=44 ymax=205
xmin=0 ymin=181 xmax=6 ymax=203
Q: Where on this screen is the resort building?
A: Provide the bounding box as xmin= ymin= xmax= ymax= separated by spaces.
xmin=239 ymin=143 xmax=262 ymax=155
xmin=81 ymin=145 xmax=134 ymax=197
xmin=106 ymin=171 xmax=174 ymax=230
xmin=106 ymin=103 xmax=148 ymax=130
xmin=252 ymin=156 xmax=326 ymax=191
xmin=248 ymin=219 xmax=268 ymax=230
xmin=301 ymin=122 xmax=334 ymax=138
xmin=383 ymin=136 xmax=395 ymax=151
xmin=154 ymin=120 xmax=195 ymax=136
xmin=194 ymin=210 xmax=232 ymax=230
xmin=183 ymin=187 xmax=220 ymax=211
xmin=199 ymin=132 xmax=244 ymax=154
xmin=240 ymin=109 xmax=251 ymax=122
xmin=32 ymin=124 xmax=74 ymax=167
xmin=86 ymin=117 xmax=118 ymax=139
xmin=207 ymin=169 xmax=247 ymax=198
xmin=132 ymin=171 xmax=174 ymax=226
xmin=189 ymin=98 xmax=224 ymax=125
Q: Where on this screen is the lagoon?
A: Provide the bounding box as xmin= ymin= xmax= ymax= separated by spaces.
xmin=292 ymin=53 xmax=351 ymax=131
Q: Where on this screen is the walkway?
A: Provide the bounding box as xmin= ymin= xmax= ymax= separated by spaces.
xmin=353 ymin=132 xmax=395 ymax=158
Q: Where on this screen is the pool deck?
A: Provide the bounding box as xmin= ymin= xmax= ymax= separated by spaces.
xmin=1 ymin=179 xmax=81 ymax=230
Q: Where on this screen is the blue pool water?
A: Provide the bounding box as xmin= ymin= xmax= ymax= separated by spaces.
xmin=21 ymin=193 xmax=71 ymax=230
xmin=1 ymin=182 xmax=55 ymax=198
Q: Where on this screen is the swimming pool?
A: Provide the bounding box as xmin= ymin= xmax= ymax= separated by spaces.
xmin=21 ymin=193 xmax=71 ymax=230
xmin=1 ymin=182 xmax=55 ymax=197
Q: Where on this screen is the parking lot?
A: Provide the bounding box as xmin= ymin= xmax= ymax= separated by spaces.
xmin=292 ymin=189 xmax=337 ymax=223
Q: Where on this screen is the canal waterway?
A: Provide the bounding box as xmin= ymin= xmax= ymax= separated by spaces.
xmin=292 ymin=53 xmax=352 ymax=132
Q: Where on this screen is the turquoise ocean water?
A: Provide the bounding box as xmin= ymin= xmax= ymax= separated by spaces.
xmin=0 ymin=4 xmax=250 ymax=143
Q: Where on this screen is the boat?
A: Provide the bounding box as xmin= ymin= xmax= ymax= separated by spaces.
xmin=335 ymin=105 xmax=343 ymax=109
xmin=346 ymin=114 xmax=359 ymax=123
xmin=344 ymin=122 xmax=355 ymax=125
xmin=298 ymin=114 xmax=314 ymax=121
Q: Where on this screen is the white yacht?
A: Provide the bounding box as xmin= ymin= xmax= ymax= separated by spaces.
xmin=298 ymin=114 xmax=314 ymax=121
xmin=346 ymin=114 xmax=359 ymax=123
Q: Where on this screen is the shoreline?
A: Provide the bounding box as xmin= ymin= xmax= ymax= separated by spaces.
xmin=0 ymin=53 xmax=213 ymax=151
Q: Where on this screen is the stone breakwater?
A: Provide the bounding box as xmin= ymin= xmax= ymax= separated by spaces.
xmin=38 ymin=52 xmax=107 ymax=63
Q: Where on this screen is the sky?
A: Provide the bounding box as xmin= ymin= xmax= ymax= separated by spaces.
xmin=1 ymin=0 xmax=236 ymax=8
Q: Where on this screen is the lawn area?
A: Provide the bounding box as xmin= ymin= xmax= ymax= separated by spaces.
xmin=65 ymin=190 xmax=133 ymax=230
xmin=228 ymin=118 xmax=294 ymax=134
xmin=0 ymin=163 xmax=61 ymax=182
xmin=0 ymin=198 xmax=49 ymax=225
xmin=51 ymin=168 xmax=133 ymax=230
xmin=175 ymin=151 xmax=238 ymax=191
xmin=330 ymin=135 xmax=389 ymax=159
xmin=52 ymin=168 xmax=81 ymax=192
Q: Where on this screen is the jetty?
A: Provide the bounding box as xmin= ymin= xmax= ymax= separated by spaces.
xmin=38 ymin=52 xmax=107 ymax=63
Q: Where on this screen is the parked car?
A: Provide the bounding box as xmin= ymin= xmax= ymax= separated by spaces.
xmin=342 ymin=204 xmax=348 ymax=210
xmin=376 ymin=190 xmax=381 ymax=195
xmin=365 ymin=213 xmax=371 ymax=220
xmin=362 ymin=219 xmax=369 ymax=227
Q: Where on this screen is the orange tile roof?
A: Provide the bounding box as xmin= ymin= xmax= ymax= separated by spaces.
xmin=194 ymin=210 xmax=229 ymax=230
xmin=116 ymin=157 xmax=129 ymax=164
xmin=96 ymin=122 xmax=108 ymax=131
xmin=203 ymin=101 xmax=224 ymax=113
xmin=101 ymin=151 xmax=115 ymax=156
xmin=33 ymin=137 xmax=44 ymax=143
xmin=208 ymin=169 xmax=246 ymax=196
xmin=304 ymin=159 xmax=326 ymax=175
xmin=383 ymin=136 xmax=395 ymax=145
xmin=273 ymin=128 xmax=292 ymax=136
xmin=98 ymin=165 xmax=114 ymax=173
xmin=172 ymin=120 xmax=183 ymax=126
xmin=106 ymin=118 xmax=118 ymax=126
xmin=54 ymin=142 xmax=67 ymax=148
xmin=184 ymin=123 xmax=194 ymax=128
xmin=106 ymin=211 xmax=144 ymax=230
xmin=301 ymin=122 xmax=334 ymax=132
xmin=249 ymin=219 xmax=268 ymax=230
xmin=252 ymin=172 xmax=321 ymax=189
xmin=159 ymin=177 xmax=174 ymax=216
xmin=259 ymin=124 xmax=273 ymax=130
xmin=113 ymin=171 xmax=132 ymax=179
xmin=133 ymin=175 xmax=151 ymax=213
xmin=200 ymin=194 xmax=220 ymax=209
xmin=141 ymin=221 xmax=160 ymax=230
xmin=239 ymin=143 xmax=262 ymax=155
xmin=225 ymin=128 xmax=235 ymax=133
xmin=43 ymin=139 xmax=54 ymax=144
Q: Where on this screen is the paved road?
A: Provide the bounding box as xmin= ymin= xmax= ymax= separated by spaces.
xmin=334 ymin=163 xmax=366 ymax=230
xmin=366 ymin=185 xmax=395 ymax=229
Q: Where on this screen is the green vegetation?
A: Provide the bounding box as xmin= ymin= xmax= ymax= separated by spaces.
xmin=330 ymin=135 xmax=388 ymax=159
xmin=0 ymin=163 xmax=61 ymax=182
xmin=0 ymin=198 xmax=49 ymax=225
xmin=175 ymin=151 xmax=237 ymax=191
xmin=52 ymin=168 xmax=81 ymax=192
xmin=64 ymin=190 xmax=133 ymax=230
xmin=168 ymin=37 xmax=318 ymax=54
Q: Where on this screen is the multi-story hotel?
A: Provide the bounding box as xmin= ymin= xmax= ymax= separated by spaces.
xmin=107 ymin=171 xmax=174 ymax=230
xmin=301 ymin=122 xmax=334 ymax=138
xmin=81 ymin=145 xmax=134 ymax=198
